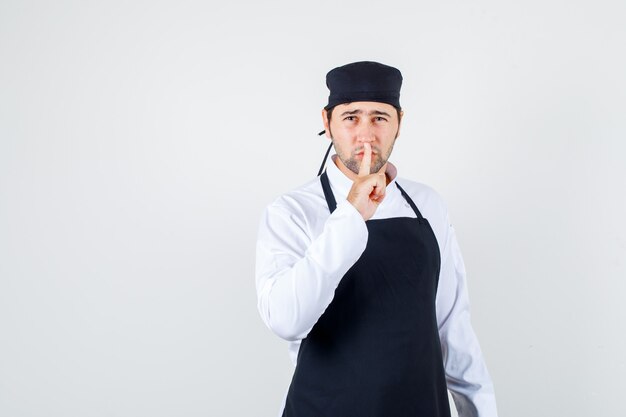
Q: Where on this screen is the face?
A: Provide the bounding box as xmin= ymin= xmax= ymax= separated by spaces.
xmin=322 ymin=102 xmax=402 ymax=176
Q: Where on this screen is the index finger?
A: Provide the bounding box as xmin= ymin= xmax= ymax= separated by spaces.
xmin=358 ymin=143 xmax=371 ymax=177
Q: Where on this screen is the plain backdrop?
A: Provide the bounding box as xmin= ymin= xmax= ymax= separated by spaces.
xmin=1 ymin=1 xmax=625 ymax=416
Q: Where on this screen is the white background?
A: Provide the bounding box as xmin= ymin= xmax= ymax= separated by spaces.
xmin=1 ymin=1 xmax=625 ymax=416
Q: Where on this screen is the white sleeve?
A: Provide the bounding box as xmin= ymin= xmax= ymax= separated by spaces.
xmin=255 ymin=198 xmax=368 ymax=342
xmin=436 ymin=208 xmax=499 ymax=417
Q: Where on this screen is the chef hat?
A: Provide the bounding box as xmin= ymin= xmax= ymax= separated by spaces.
xmin=324 ymin=61 xmax=403 ymax=110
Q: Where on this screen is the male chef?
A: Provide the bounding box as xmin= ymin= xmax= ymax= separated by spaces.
xmin=255 ymin=61 xmax=498 ymax=417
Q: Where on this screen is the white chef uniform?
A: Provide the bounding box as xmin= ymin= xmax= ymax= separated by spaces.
xmin=255 ymin=153 xmax=499 ymax=417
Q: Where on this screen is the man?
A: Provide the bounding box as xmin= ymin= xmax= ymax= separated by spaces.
xmin=255 ymin=61 xmax=498 ymax=417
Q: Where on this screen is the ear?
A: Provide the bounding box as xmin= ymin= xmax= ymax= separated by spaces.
xmin=321 ymin=109 xmax=331 ymax=138
xmin=396 ymin=110 xmax=404 ymax=137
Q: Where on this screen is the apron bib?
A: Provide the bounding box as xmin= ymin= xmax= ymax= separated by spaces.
xmin=282 ymin=171 xmax=451 ymax=417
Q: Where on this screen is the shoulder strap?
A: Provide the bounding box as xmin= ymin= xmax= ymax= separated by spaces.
xmin=395 ymin=182 xmax=424 ymax=219
xmin=321 ymin=172 xmax=424 ymax=219
xmin=320 ymin=170 xmax=337 ymax=213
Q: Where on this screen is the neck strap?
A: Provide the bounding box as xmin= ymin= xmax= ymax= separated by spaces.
xmin=320 ymin=170 xmax=424 ymax=219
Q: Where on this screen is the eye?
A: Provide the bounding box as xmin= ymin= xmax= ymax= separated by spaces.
xmin=343 ymin=116 xmax=356 ymax=121
xmin=374 ymin=116 xmax=387 ymax=122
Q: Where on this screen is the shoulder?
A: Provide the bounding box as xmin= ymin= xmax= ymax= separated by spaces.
xmin=265 ymin=176 xmax=326 ymax=214
xmin=259 ymin=176 xmax=328 ymax=232
xmin=394 ymin=177 xmax=449 ymax=218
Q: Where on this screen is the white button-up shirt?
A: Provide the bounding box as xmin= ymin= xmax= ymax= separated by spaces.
xmin=255 ymin=153 xmax=498 ymax=417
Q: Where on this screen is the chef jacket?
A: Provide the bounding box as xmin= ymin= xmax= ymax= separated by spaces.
xmin=255 ymin=153 xmax=499 ymax=417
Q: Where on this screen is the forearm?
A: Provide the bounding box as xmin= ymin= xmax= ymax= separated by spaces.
xmin=256 ymin=200 xmax=367 ymax=341
xmin=437 ymin=216 xmax=498 ymax=417
xmin=441 ymin=313 xmax=498 ymax=417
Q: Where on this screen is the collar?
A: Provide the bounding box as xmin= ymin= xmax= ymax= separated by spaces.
xmin=325 ymin=153 xmax=401 ymax=203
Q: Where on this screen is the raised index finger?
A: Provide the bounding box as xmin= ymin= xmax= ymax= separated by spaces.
xmin=358 ymin=143 xmax=372 ymax=177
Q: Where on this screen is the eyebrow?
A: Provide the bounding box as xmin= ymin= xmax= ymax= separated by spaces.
xmin=340 ymin=109 xmax=391 ymax=117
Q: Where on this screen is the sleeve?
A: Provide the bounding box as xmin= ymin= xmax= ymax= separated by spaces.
xmin=435 ymin=206 xmax=499 ymax=417
xmin=255 ymin=198 xmax=368 ymax=342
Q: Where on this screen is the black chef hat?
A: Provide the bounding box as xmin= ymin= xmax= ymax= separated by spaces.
xmin=324 ymin=61 xmax=403 ymax=110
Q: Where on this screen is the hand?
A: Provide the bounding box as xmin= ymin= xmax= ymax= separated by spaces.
xmin=347 ymin=143 xmax=387 ymax=221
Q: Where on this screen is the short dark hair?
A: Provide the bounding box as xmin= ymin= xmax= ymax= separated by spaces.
xmin=326 ymin=104 xmax=402 ymax=123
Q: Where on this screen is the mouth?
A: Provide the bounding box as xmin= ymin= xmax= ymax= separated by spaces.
xmin=355 ymin=149 xmax=377 ymax=156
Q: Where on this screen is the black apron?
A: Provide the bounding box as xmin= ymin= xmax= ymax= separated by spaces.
xmin=282 ymin=171 xmax=451 ymax=417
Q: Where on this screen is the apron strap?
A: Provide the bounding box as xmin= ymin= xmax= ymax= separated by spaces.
xmin=395 ymin=182 xmax=425 ymax=220
xmin=320 ymin=170 xmax=337 ymax=213
xmin=320 ymin=170 xmax=425 ymax=220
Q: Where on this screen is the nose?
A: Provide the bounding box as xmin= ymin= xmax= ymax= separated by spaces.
xmin=356 ymin=124 xmax=375 ymax=144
